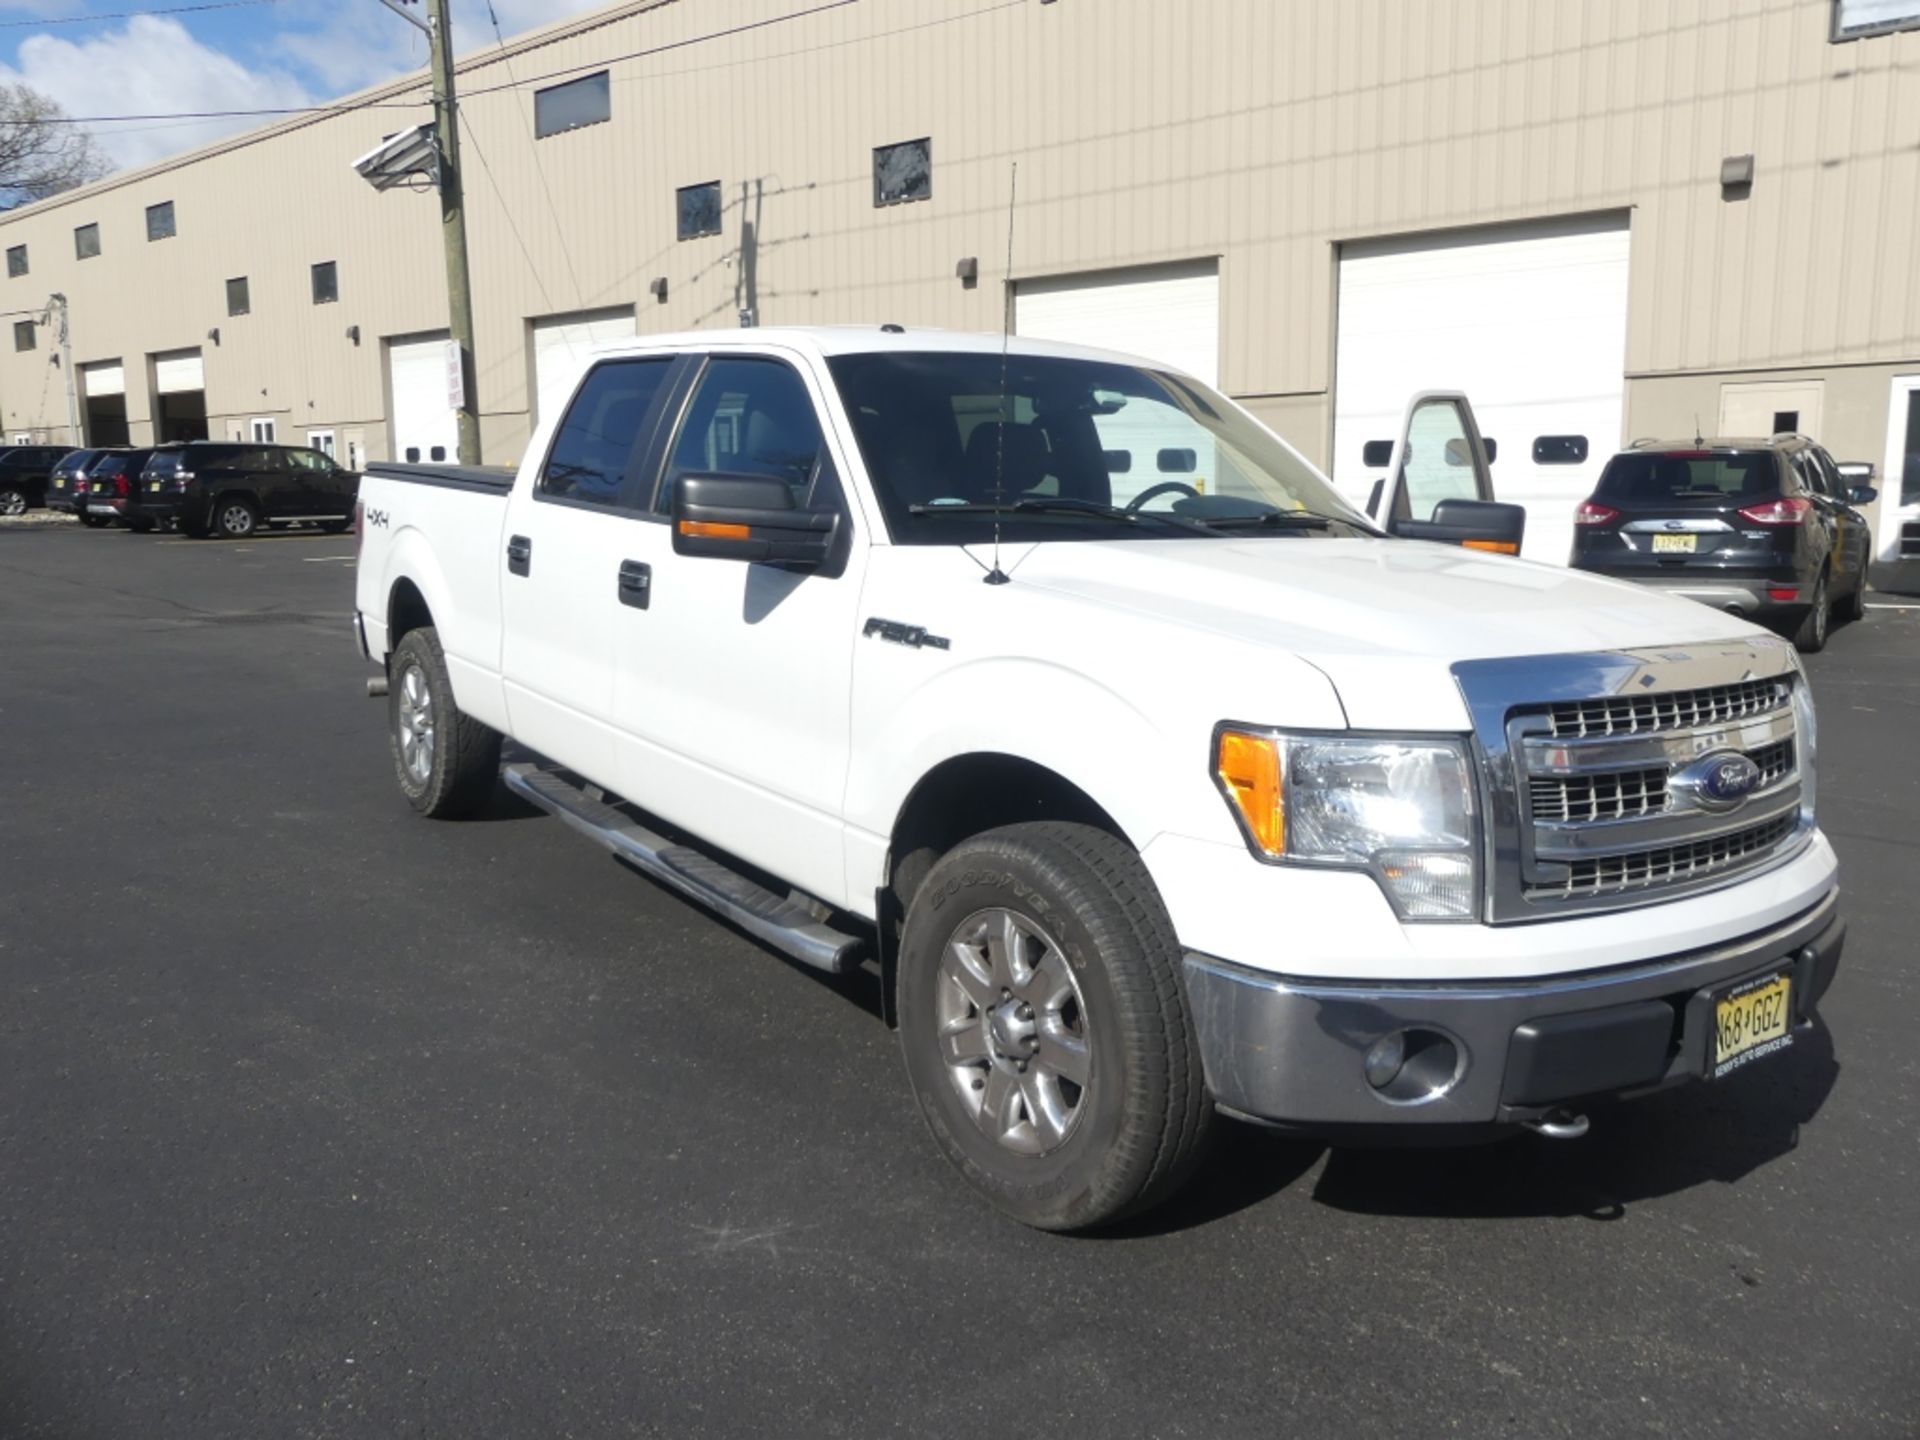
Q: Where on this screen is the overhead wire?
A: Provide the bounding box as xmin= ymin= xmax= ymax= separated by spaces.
xmin=0 ymin=0 xmax=285 ymax=27
xmin=482 ymin=0 xmax=584 ymax=309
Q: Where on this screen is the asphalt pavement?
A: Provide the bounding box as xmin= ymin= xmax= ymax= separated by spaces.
xmin=2 ymin=520 xmax=1915 ymax=1439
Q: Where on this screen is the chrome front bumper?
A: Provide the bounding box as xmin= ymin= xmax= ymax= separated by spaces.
xmin=1182 ymin=889 xmax=1842 ymax=1129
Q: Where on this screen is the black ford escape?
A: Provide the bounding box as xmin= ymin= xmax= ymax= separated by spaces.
xmin=1570 ymin=434 xmax=1876 ymax=653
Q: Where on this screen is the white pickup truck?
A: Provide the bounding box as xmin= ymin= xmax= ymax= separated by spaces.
xmin=353 ymin=327 xmax=1843 ymax=1230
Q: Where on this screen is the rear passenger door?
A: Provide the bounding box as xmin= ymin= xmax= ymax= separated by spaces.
xmin=607 ymin=349 xmax=867 ymax=908
xmin=286 ymin=448 xmax=351 ymax=517
xmin=497 ymin=354 xmax=680 ymax=788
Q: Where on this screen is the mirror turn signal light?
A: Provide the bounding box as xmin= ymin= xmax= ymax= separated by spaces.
xmin=1215 ymin=729 xmax=1284 ymax=855
xmin=679 ymin=519 xmax=751 ymax=540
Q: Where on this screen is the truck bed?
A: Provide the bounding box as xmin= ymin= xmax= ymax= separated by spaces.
xmin=365 ymin=461 xmax=515 ymax=495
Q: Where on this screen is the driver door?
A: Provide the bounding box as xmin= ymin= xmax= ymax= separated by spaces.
xmin=1364 ymin=391 xmax=1517 ymax=553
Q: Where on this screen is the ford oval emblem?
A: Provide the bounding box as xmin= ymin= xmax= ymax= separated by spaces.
xmin=1672 ymin=751 xmax=1763 ymax=811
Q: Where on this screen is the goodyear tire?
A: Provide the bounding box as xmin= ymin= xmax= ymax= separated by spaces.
xmin=898 ymin=822 xmax=1212 ymax=1231
xmin=388 ymin=626 xmax=501 ymax=819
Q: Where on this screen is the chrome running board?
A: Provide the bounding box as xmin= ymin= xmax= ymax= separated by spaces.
xmin=502 ymin=762 xmax=864 ymax=974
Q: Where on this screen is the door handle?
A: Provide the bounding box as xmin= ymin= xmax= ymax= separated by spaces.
xmin=507 ymin=534 xmax=532 ymax=577
xmin=617 ymin=559 xmax=651 ymax=610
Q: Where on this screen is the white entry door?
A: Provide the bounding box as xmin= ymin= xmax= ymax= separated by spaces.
xmin=388 ymin=333 xmax=456 ymax=464
xmin=1333 ymin=214 xmax=1631 ymax=564
xmin=1872 ymin=375 xmax=1920 ymax=594
xmin=1016 ymin=260 xmax=1221 ymax=385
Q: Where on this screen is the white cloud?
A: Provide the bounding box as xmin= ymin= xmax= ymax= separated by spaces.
xmin=0 ymin=15 xmax=317 ymax=171
xmin=274 ymin=0 xmax=611 ymax=98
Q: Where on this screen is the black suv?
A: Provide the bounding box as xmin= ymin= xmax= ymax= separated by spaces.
xmin=0 ymin=444 xmax=80 ymax=516
xmin=1570 ymin=435 xmax=1876 ymax=653
xmin=81 ymin=449 xmax=158 ymax=527
xmin=131 ymin=442 xmax=359 ymax=539
xmin=45 ymin=447 xmax=125 ymax=525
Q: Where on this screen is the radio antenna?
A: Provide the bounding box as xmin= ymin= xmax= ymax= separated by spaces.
xmin=983 ymin=161 xmax=1017 ymax=586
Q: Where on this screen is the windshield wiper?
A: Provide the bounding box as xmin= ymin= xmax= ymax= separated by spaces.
xmin=1193 ymin=510 xmax=1369 ymax=533
xmin=907 ymin=497 xmax=1218 ymax=536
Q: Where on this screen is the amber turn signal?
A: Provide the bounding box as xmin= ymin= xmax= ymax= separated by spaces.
xmin=679 ymin=519 xmax=751 ymax=540
xmin=1215 ymin=729 xmax=1284 ymax=855
xmin=1461 ymin=539 xmax=1519 ymax=555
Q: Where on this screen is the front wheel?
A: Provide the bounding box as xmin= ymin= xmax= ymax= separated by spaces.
xmin=898 ymin=822 xmax=1212 ymax=1231
xmin=388 ymin=626 xmax=501 ymax=819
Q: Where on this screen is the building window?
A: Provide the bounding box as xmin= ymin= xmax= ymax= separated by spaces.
xmin=6 ymin=245 xmax=25 ymax=278
xmin=311 ymin=261 xmax=338 ymax=305
xmin=146 ymin=201 xmax=176 ymax=242
xmin=534 ymin=71 xmax=610 ymax=138
xmin=308 ymin=429 xmax=336 ymax=458
xmin=251 ymin=417 xmax=277 ymax=444
xmin=227 ymin=276 xmax=250 ymax=317
xmin=1531 ymin=435 xmax=1590 ymax=465
xmin=677 ymin=180 xmax=722 ymax=240
xmin=1832 ymin=0 xmax=1920 ymax=39
xmin=873 ymin=138 xmax=932 ymax=207
xmin=74 ymin=223 xmax=100 ymax=260
xmin=13 ymin=320 xmax=34 ymax=353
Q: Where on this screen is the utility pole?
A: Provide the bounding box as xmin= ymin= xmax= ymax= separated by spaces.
xmin=48 ymin=293 xmax=79 ymax=445
xmin=376 ymin=0 xmax=480 ymax=464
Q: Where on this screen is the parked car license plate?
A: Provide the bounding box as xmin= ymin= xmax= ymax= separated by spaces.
xmin=149 ymin=481 xmax=163 ymax=492
xmin=1652 ymin=533 xmax=1697 ymax=554
xmin=1713 ymin=971 xmax=1793 ymax=1078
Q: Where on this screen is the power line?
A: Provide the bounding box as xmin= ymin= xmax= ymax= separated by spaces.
xmin=20 ymin=101 xmax=424 ymax=124
xmin=483 ymin=0 xmax=583 ymax=308
xmin=0 ymin=0 xmax=286 ymax=27
xmin=456 ymin=105 xmax=555 ymax=315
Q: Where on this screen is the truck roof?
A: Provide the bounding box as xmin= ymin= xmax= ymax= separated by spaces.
xmin=594 ymin=324 xmax=1185 ymax=373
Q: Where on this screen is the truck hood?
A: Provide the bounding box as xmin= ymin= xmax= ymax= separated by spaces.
xmin=981 ymin=537 xmax=1773 ymax=730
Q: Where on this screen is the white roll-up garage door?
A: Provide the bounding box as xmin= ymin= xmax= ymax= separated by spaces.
xmin=153 ymin=349 xmax=204 ymax=394
xmin=1332 ymin=214 xmax=1631 ymax=564
xmin=532 ymin=307 xmax=637 ymax=429
xmin=389 ymin=333 xmax=456 ymax=465
xmin=80 ymin=360 xmax=125 ymax=398
xmin=1016 ymin=261 xmax=1221 ymax=386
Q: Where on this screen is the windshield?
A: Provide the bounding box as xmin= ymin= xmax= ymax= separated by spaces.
xmin=826 ymin=351 xmax=1371 ymax=544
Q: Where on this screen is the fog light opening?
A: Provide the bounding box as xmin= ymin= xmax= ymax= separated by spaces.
xmin=1363 ymin=1028 xmax=1464 ymax=1105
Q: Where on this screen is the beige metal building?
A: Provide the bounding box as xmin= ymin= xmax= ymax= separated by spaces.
xmin=0 ymin=0 xmax=1916 ymax=569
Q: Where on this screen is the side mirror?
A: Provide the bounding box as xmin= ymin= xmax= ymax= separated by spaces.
xmin=1391 ymin=498 xmax=1527 ymax=555
xmin=1847 ymin=484 xmax=1878 ymax=506
xmin=1361 ymin=439 xmax=1394 ymax=468
xmin=671 ymin=472 xmax=836 ymax=567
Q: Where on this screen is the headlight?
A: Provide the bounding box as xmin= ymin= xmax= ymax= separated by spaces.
xmin=1214 ymin=728 xmax=1480 ymax=921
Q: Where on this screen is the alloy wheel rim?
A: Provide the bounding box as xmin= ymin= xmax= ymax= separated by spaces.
xmin=0 ymin=491 xmax=23 ymax=517
xmin=934 ymin=907 xmax=1090 ymax=1156
xmin=222 ymin=504 xmax=253 ymax=535
xmin=396 ymin=662 xmax=436 ymax=785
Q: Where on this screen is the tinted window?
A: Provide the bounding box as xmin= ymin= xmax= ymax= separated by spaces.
xmin=874 ymin=138 xmax=932 ymax=206
xmin=657 ymin=357 xmax=827 ymax=514
xmin=1596 ymin=451 xmax=1783 ymax=506
xmin=74 ymin=224 xmax=100 ymax=260
xmin=311 ymin=262 xmax=338 ymax=305
xmin=186 ymin=445 xmax=245 ymax=467
xmin=535 ymin=71 xmax=610 ymax=138
xmin=285 ymin=449 xmax=334 ymax=472
xmin=146 ymin=452 xmax=180 ymax=480
xmin=7 ymin=244 xmax=25 ymax=278
xmin=227 ymin=277 xmax=249 ymax=317
xmin=677 ymin=180 xmax=722 ymax=240
xmin=1533 ymin=435 xmax=1589 ymax=465
xmin=146 ymin=201 xmax=176 ymax=242
xmin=540 ymin=358 xmax=671 ymax=505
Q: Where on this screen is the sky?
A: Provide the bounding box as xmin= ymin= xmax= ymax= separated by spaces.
xmin=0 ymin=0 xmax=612 ymax=171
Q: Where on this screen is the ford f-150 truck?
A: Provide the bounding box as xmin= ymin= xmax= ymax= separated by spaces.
xmin=353 ymin=327 xmax=1842 ymax=1231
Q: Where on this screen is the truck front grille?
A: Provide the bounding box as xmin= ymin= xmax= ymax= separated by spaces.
xmin=1456 ymin=644 xmax=1812 ymax=923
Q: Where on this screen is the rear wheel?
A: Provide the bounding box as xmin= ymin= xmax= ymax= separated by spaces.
xmin=0 ymin=486 xmax=27 ymax=517
xmin=320 ymin=518 xmax=351 ymax=534
xmin=897 ymin=821 xmax=1212 ymax=1231
xmin=388 ymin=626 xmax=501 ymax=819
xmin=213 ymin=496 xmax=259 ymax=539
xmin=1837 ymin=571 xmax=1867 ymax=623
xmin=1793 ymin=572 xmax=1830 ymax=653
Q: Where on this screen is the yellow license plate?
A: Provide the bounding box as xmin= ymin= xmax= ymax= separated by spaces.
xmin=149 ymin=481 xmax=162 ymax=491
xmin=1652 ymin=533 xmax=1697 ymax=554
xmin=1714 ymin=972 xmax=1793 ymax=1077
